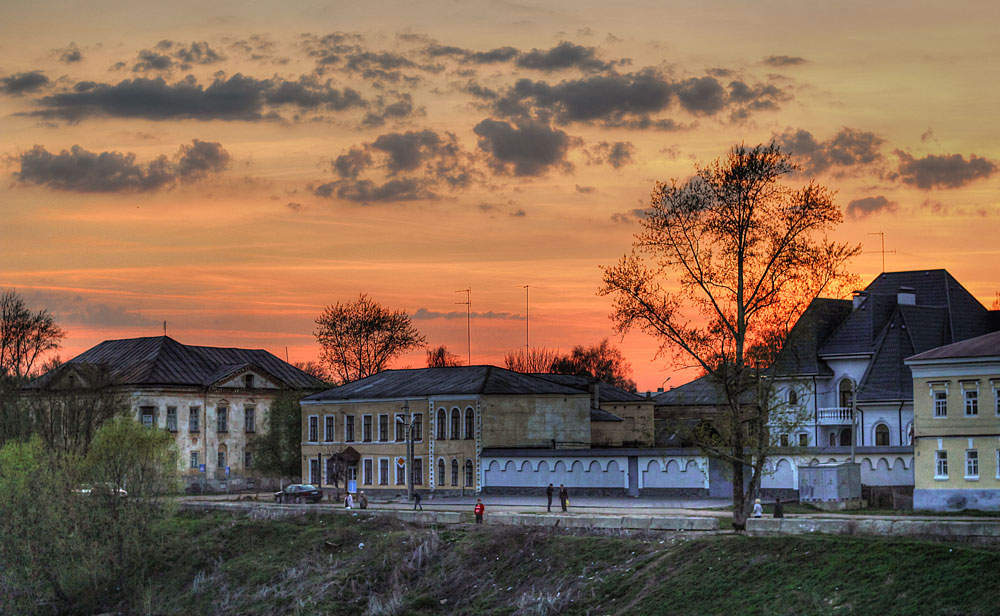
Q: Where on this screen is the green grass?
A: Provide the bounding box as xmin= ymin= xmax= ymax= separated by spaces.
xmin=779 ymin=503 xmax=1000 ymax=517
xmin=103 ymin=510 xmax=1000 ymax=615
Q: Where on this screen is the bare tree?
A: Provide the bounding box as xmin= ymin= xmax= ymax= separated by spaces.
xmin=0 ymin=289 xmax=65 ymax=382
xmin=426 ymin=345 xmax=464 ymax=367
xmin=314 ymin=294 xmax=426 ymax=385
xmin=293 ymin=360 xmax=334 ymax=385
xmin=601 ymin=143 xmax=860 ymax=525
xmin=503 ymin=347 xmax=561 ymax=373
xmin=550 ymin=339 xmax=638 ymax=392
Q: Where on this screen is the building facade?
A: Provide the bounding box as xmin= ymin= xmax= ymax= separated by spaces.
xmin=907 ymin=330 xmax=1000 ymax=511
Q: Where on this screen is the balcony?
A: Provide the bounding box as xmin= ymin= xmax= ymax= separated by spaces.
xmin=818 ymin=407 xmax=853 ymax=425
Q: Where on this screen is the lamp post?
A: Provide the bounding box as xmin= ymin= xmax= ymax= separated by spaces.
xmin=401 ymin=401 xmax=414 ymax=501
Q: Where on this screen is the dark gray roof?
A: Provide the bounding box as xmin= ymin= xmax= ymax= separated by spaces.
xmin=907 ymin=330 xmax=1000 ymax=362
xmin=653 ymin=373 xmax=755 ymax=406
xmin=304 ymin=366 xmax=586 ymax=401
xmin=29 ymin=336 xmax=324 ymax=390
xmin=530 ymin=373 xmax=647 ymax=402
xmin=773 ymin=298 xmax=853 ymax=376
xmin=590 ymin=407 xmax=624 ymax=422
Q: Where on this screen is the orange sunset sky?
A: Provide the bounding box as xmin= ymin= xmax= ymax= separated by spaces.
xmin=2 ymin=0 xmax=998 ymax=391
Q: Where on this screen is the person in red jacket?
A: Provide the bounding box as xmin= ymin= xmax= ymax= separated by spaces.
xmin=474 ymin=499 xmax=485 ymax=524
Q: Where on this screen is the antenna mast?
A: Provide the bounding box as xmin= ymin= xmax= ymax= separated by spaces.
xmin=455 ymin=288 xmax=471 ymax=365
xmin=866 ymin=231 xmax=895 ymax=273
xmin=523 ymin=284 xmax=529 ymax=357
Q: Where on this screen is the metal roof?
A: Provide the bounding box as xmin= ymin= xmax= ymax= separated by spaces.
xmin=29 ymin=336 xmax=324 ymax=390
xmin=530 ymin=373 xmax=648 ymax=402
xmin=906 ymin=329 xmax=1000 ymax=362
xmin=304 ymin=365 xmax=587 ymax=401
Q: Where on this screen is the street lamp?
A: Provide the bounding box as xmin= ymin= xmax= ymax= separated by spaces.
xmin=399 ymin=401 xmax=415 ymax=501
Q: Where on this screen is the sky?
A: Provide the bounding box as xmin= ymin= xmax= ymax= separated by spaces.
xmin=2 ymin=0 xmax=998 ymax=391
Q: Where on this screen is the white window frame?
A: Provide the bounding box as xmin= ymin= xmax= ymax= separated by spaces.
xmin=395 ymin=413 xmax=406 ymax=442
xmin=378 ymin=413 xmax=389 ymax=442
xmin=245 ymin=406 xmax=256 ymax=433
xmin=166 ymin=406 xmax=177 ymax=431
xmin=307 ymin=415 xmax=319 ymax=443
xmin=964 ymin=386 xmax=979 ymax=417
xmin=933 ymin=390 xmax=948 ymax=418
xmin=395 ymin=458 xmax=406 ymax=485
xmin=378 ymin=457 xmax=389 ymax=485
xmin=345 ymin=415 xmax=355 ymax=442
xmin=411 ymin=413 xmax=422 ymax=441
xmin=189 ymin=406 xmax=200 ymax=432
xmin=217 ymin=407 xmax=229 ymax=433
xmin=362 ymin=414 xmax=373 ymax=442
xmin=465 ymin=458 xmax=474 ymax=487
xmin=465 ymin=407 xmax=475 ymax=440
xmin=363 ymin=458 xmax=373 ymax=485
xmin=965 ymin=449 xmax=979 ymax=480
xmin=412 ymin=457 xmax=423 ymax=485
xmin=935 ymin=450 xmax=949 ymax=479
xmin=450 ymin=407 xmax=460 ymax=440
xmin=324 ymin=415 xmax=335 ymax=442
xmin=190 ymin=451 xmax=199 ymax=469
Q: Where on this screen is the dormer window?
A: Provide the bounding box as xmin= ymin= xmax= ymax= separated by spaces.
xmin=244 ymin=374 xmax=254 ymax=389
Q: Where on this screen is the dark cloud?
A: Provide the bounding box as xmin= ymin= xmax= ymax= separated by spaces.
xmin=576 ymin=184 xmax=596 ymax=193
xmin=763 ymin=55 xmax=806 ymax=67
xmin=411 ymin=308 xmax=524 ymax=320
xmin=314 ymin=177 xmax=432 ymax=203
xmin=586 ymin=141 xmax=635 ymax=168
xmin=361 ymin=93 xmax=416 ymax=128
xmin=12 ymin=140 xmax=230 ymax=193
xmin=26 ymin=74 xmax=368 ymax=122
xmin=302 ymin=32 xmax=365 ymax=65
xmin=674 ymin=76 xmax=727 ymax=115
xmin=846 ymin=195 xmax=897 ymax=219
xmin=515 ymin=41 xmax=615 ymax=72
xmin=56 ymin=43 xmax=83 ymax=63
xmin=424 ymin=44 xmax=519 ymax=64
xmin=1 ymin=71 xmax=50 ymax=95
xmin=610 ymin=208 xmax=651 ymax=224
xmin=161 ymin=40 xmax=225 ymax=65
xmin=371 ymin=129 xmax=458 ymax=175
xmin=286 ymin=202 xmax=305 ymax=212
xmin=473 ymin=118 xmax=573 ymax=176
xmin=132 ymin=49 xmax=174 ymax=73
xmin=229 ymin=35 xmax=288 ymax=64
xmin=895 ymin=151 xmax=997 ymax=189
xmin=19 ymin=289 xmax=156 ymax=328
xmin=333 ymin=146 xmax=373 ymax=179
xmin=510 ymin=208 xmax=526 ymax=217
xmin=775 ymin=127 xmax=885 ymax=175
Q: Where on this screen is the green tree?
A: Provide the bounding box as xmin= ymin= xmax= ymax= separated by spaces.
xmin=254 ymin=389 xmax=306 ymax=482
xmin=601 ymin=143 xmax=859 ymax=525
xmin=314 ymin=294 xmax=426 ymax=385
xmin=550 ymin=339 xmax=638 ymax=392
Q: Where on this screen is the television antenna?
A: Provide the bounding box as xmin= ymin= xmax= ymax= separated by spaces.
xmin=455 ymin=288 xmax=471 ymax=365
xmin=866 ymin=231 xmax=895 ymax=273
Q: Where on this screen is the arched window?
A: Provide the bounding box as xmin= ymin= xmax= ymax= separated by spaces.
xmin=874 ymin=424 xmax=890 ymax=446
xmin=465 ymin=407 xmax=475 ymax=439
xmin=788 ymin=389 xmax=798 ymax=405
xmin=437 ymin=458 xmax=445 ymax=486
xmin=451 ymin=408 xmax=460 ymax=440
xmin=839 ymin=427 xmax=852 ymax=447
xmin=436 ymin=408 xmax=447 ymax=440
xmin=839 ymin=379 xmax=854 ymax=409
xmin=451 ymin=458 xmax=459 ymax=486
xmin=464 ymin=459 xmax=474 ymax=487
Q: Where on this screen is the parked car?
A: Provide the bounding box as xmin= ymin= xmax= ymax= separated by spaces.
xmin=274 ymin=484 xmax=323 ymax=504
xmin=73 ymin=483 xmax=128 ymax=498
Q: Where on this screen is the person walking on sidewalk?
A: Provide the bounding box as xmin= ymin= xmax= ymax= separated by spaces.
xmin=546 ymin=483 xmax=554 ymax=512
xmin=474 ymin=499 xmax=485 ymax=524
xmin=559 ymin=484 xmax=568 ymax=512
xmin=359 ymin=491 xmax=368 ymax=509
xmin=413 ymin=491 xmax=422 ymax=511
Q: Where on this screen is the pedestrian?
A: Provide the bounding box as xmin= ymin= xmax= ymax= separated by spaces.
xmin=359 ymin=491 xmax=368 ymax=509
xmin=773 ymin=497 xmax=784 ymax=519
xmin=474 ymin=498 xmax=485 ymax=524
xmin=546 ymin=483 xmax=554 ymax=512
xmin=752 ymin=498 xmax=763 ymax=518
xmin=559 ymin=484 xmax=568 ymax=512
xmin=413 ymin=491 xmax=422 ymax=511
xmin=345 ymin=492 xmax=354 ymax=509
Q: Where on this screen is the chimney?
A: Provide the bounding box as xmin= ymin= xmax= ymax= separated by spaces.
xmin=897 ymin=286 xmax=916 ymax=305
xmin=852 ymin=290 xmax=867 ymax=310
xmin=657 ymin=386 xmax=664 ymax=393
xmin=588 ymin=381 xmax=600 ymax=408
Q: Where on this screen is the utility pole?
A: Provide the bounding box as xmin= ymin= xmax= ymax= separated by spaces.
xmin=523 ymin=284 xmax=529 ymax=357
xmin=850 ymin=386 xmax=857 ymax=464
xmin=403 ymin=401 xmax=414 ymax=501
xmin=455 ymin=288 xmax=471 ymax=365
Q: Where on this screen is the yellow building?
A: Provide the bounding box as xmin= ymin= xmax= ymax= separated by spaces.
xmin=906 ymin=330 xmax=1000 ymax=511
xmin=299 ymin=366 xmax=593 ymax=495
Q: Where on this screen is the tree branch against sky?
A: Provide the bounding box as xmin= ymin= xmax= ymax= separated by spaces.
xmin=314 ymin=294 xmax=426 ymax=385
xmin=601 ymin=143 xmax=860 ymax=524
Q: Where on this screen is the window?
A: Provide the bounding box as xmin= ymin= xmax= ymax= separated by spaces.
xmin=217 ymin=407 xmax=228 ymax=433
xmin=465 ymin=408 xmax=474 ymax=439
xmin=244 ymin=450 xmax=252 ymax=470
xmin=965 ymin=389 xmax=979 ymax=416
xmin=245 ymin=407 xmax=256 ymax=433
xmin=798 ymin=433 xmax=808 ymax=447
xmin=412 ymin=458 xmax=423 ymax=485
xmin=966 ymin=450 xmax=979 ymax=479
xmin=875 ymin=424 xmax=890 ymax=446
xmin=218 ymin=450 xmax=226 ymax=469
xmin=140 ymin=407 xmax=155 ymax=428
xmin=451 ymin=458 xmax=459 ymax=486
xmin=451 ymin=408 xmax=460 ymax=440
xmin=309 ymin=459 xmax=319 ymax=485
xmin=363 ymin=415 xmax=372 ymax=442
xmin=464 ymin=459 xmax=474 ymax=487
xmin=779 ymin=434 xmax=789 ymax=447
xmin=363 ymin=459 xmax=373 ymax=485
xmin=395 ymin=414 xmax=406 ymax=442
xmin=189 ymin=407 xmax=200 ymax=432
xmin=244 ymin=374 xmax=255 ymax=389
xmin=412 ymin=413 xmax=422 ymax=441
xmin=379 ymin=458 xmax=389 ymax=485
xmin=436 ymin=408 xmax=446 ymax=440
xmin=345 ymin=415 xmax=355 ymax=442
xmin=190 ymin=451 xmax=199 ymax=469
xmin=934 ymin=391 xmax=947 ymax=417
xmin=788 ymin=390 xmax=798 ymax=405
xmin=166 ymin=407 xmax=177 ymax=431
xmin=378 ymin=414 xmax=389 ymax=442
xmin=935 ymin=450 xmax=948 ymax=478
xmin=324 ymin=415 xmax=335 ymax=442
xmin=396 ymin=459 xmax=406 ymax=485
xmin=308 ymin=415 xmax=318 ymax=442
xmin=839 ymin=380 xmax=854 ymax=409
xmin=438 ymin=458 xmax=445 ymax=485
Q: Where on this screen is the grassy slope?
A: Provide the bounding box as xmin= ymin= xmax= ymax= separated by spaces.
xmin=135 ymin=511 xmax=1000 ymax=616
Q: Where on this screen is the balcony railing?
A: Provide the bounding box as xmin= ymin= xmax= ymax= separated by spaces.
xmin=818 ymin=407 xmax=853 ymax=425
